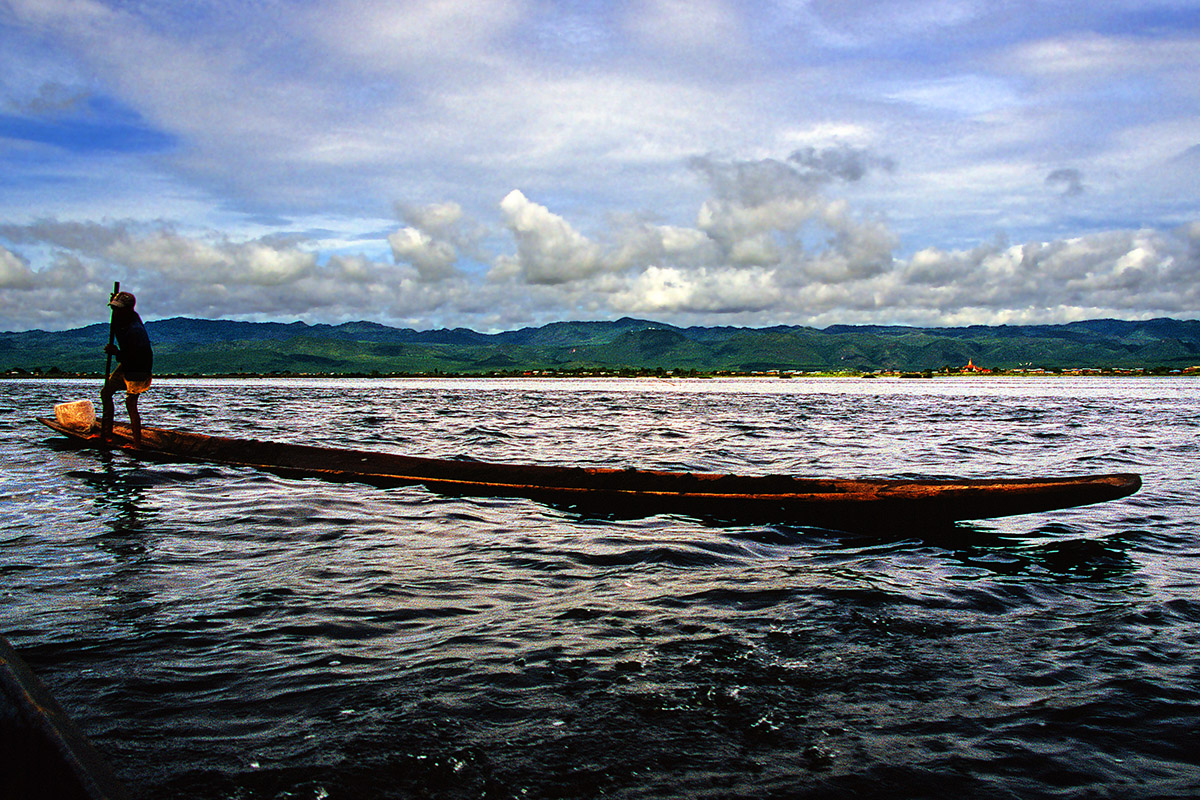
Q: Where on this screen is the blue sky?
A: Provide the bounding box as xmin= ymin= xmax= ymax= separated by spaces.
xmin=2 ymin=0 xmax=1199 ymax=332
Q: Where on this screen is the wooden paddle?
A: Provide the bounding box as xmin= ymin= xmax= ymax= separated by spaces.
xmin=104 ymin=280 xmax=119 ymax=380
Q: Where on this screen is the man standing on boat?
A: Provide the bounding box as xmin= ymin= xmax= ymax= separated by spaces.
xmin=101 ymin=290 xmax=153 ymax=446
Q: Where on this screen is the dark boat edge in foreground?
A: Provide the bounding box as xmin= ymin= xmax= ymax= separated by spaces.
xmin=38 ymin=417 xmax=1141 ymax=529
xmin=1 ymin=635 xmax=130 ymax=800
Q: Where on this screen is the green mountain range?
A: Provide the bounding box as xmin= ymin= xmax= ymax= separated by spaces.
xmin=4 ymin=316 xmax=1200 ymax=376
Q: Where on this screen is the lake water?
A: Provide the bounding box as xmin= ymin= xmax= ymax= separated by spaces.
xmin=2 ymin=376 xmax=1199 ymax=799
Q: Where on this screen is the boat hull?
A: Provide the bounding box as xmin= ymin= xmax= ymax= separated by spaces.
xmin=1 ymin=636 xmax=129 ymax=800
xmin=38 ymin=417 xmax=1141 ymax=529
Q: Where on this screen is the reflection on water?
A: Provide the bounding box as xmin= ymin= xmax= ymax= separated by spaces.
xmin=1 ymin=377 xmax=1198 ymax=799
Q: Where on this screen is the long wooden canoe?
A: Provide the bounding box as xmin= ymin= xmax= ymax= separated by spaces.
xmin=38 ymin=417 xmax=1141 ymax=529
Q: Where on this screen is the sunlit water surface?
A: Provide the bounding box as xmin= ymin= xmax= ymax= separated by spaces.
xmin=2 ymin=377 xmax=1199 ymax=799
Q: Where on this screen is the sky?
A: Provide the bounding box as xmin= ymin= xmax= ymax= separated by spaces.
xmin=2 ymin=0 xmax=1199 ymax=333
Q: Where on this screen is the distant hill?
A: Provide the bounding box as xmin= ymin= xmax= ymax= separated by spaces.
xmin=3 ymin=316 xmax=1200 ymax=376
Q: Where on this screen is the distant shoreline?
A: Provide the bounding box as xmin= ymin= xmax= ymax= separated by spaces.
xmin=6 ymin=317 xmax=1200 ymax=377
xmin=6 ymin=369 xmax=1198 ymax=380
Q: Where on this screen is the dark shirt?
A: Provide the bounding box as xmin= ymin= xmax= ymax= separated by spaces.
xmin=114 ymin=313 xmax=153 ymax=375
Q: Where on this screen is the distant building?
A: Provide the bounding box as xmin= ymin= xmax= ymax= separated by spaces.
xmin=963 ymin=359 xmax=991 ymax=374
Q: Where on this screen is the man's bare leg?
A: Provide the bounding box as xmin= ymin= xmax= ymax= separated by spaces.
xmin=125 ymin=394 xmax=141 ymax=447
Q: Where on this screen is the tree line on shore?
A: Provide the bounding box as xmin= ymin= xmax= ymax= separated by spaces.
xmin=4 ymin=316 xmax=1200 ymax=377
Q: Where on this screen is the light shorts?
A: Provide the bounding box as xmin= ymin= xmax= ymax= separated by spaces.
xmin=110 ymin=368 xmax=152 ymax=396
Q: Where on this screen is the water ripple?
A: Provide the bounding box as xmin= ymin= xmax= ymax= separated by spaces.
xmin=3 ymin=377 xmax=1199 ymax=799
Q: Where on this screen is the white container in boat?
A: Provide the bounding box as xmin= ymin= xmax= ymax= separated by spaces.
xmin=55 ymin=400 xmax=97 ymax=431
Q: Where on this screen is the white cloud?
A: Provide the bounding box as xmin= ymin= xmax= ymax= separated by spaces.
xmin=884 ymin=228 xmax=1200 ymax=321
xmin=5 ymin=0 xmax=114 ymax=28
xmin=497 ymin=190 xmax=605 ymax=284
xmin=1 ymin=201 xmax=1198 ymax=333
xmin=801 ymin=0 xmax=983 ymax=43
xmin=0 ymin=246 xmax=38 ymax=290
xmin=607 ymin=219 xmax=716 ymax=270
xmin=399 ymin=201 xmax=464 ymax=234
xmin=489 ymin=149 xmax=901 ymax=295
xmin=299 ymin=0 xmax=526 ymax=72
xmin=884 ymin=74 xmax=1020 ymax=117
xmin=612 ymin=265 xmax=781 ymax=314
xmin=387 ymin=201 xmax=480 ymax=282
xmin=2 ymin=2 xmax=1200 ymax=332
xmin=388 ymin=227 xmax=458 ymax=282
xmin=1008 ymin=33 xmax=1200 ymax=81
xmin=624 ymin=0 xmax=746 ymax=55
xmin=697 ymin=197 xmax=821 ymax=251
xmin=687 ymin=152 xmax=898 ymax=280
xmin=97 ymin=232 xmax=319 ymax=287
